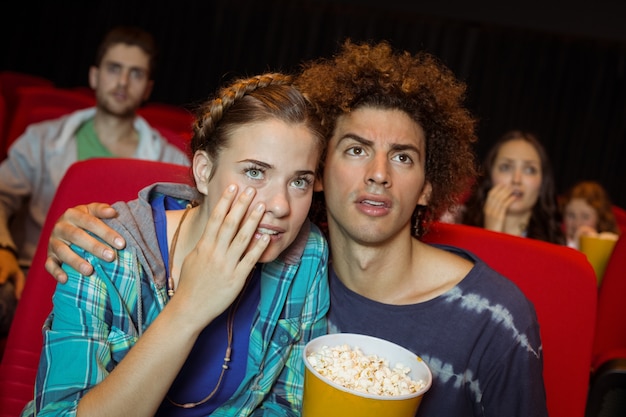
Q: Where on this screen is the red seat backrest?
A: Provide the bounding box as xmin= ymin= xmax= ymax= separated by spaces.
xmin=138 ymin=102 xmax=195 ymax=135
xmin=0 ymin=158 xmax=191 ymax=417
xmin=611 ymin=205 xmax=626 ymax=234
xmin=0 ymin=71 xmax=55 ymax=157
xmin=0 ymin=71 xmax=54 ymax=117
xmin=149 ymin=124 xmax=192 ymax=155
xmin=422 ymin=222 xmax=597 ymax=417
xmin=137 ymin=103 xmax=195 ymax=153
xmin=592 ymin=235 xmax=626 ymax=370
xmin=2 ymin=85 xmax=96 ymax=159
xmin=137 ymin=103 xmax=194 ymax=154
xmin=0 ymin=94 xmax=6 ymax=159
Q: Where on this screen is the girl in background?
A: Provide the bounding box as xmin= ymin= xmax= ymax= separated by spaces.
xmin=463 ymin=130 xmax=565 ymax=245
xmin=561 ymin=180 xmax=620 ymax=249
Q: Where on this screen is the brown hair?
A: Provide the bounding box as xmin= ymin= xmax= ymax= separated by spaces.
xmin=561 ymin=180 xmax=620 ymax=235
xmin=191 ymin=73 xmax=326 ymax=181
xmin=94 ymin=26 xmax=158 ymax=79
xmin=296 ymin=40 xmax=478 ymax=237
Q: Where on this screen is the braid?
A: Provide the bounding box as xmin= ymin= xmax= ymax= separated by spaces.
xmin=187 ymin=71 xmax=324 ymax=181
xmin=193 ymin=73 xmax=293 ymax=142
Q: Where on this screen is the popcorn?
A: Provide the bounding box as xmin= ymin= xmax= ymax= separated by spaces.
xmin=306 ymin=343 xmax=426 ymax=396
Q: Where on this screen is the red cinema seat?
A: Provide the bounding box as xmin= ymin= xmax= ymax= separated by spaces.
xmin=138 ymin=102 xmax=194 ymax=153
xmin=3 ymin=86 xmax=95 ymax=159
xmin=422 ymin=221 xmax=597 ymax=417
xmin=586 ymin=235 xmax=626 ymax=417
xmin=0 ymin=158 xmax=191 ymax=417
xmin=0 ymin=71 xmax=55 ymax=157
xmin=611 ymin=205 xmax=626 ymax=234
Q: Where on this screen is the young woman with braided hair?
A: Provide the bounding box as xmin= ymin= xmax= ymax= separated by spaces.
xmin=21 ymin=73 xmax=329 ymax=417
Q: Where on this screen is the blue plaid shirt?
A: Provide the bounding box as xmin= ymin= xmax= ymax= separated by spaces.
xmin=22 ymin=183 xmax=329 ymax=417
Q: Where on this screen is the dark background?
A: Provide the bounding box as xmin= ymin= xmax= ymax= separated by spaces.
xmin=1 ymin=0 xmax=625 ymax=207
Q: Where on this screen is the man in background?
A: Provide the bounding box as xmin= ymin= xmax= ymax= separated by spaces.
xmin=0 ymin=26 xmax=190 ymax=339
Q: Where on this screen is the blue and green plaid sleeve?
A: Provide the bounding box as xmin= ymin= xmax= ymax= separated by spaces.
xmin=26 ymin=244 xmax=162 ymax=417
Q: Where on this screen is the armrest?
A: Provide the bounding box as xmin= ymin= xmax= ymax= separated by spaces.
xmin=586 ymin=352 xmax=626 ymax=417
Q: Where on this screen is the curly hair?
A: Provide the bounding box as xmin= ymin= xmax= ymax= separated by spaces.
xmin=296 ymin=40 xmax=478 ymax=237
xmin=560 ymin=180 xmax=620 ymax=235
xmin=462 ymin=130 xmax=565 ymax=245
xmin=191 ymin=73 xmax=325 ymax=181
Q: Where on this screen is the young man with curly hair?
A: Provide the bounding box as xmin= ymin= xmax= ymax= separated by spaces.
xmin=296 ymin=40 xmax=547 ymax=417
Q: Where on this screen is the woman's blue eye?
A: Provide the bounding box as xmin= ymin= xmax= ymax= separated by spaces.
xmin=524 ymin=166 xmax=539 ymax=175
xmin=245 ymin=168 xmax=264 ymax=179
xmin=292 ymin=177 xmax=313 ymax=190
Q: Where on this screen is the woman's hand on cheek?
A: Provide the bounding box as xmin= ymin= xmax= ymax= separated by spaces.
xmin=483 ymin=184 xmax=516 ymax=232
xmin=171 ymin=185 xmax=270 ymax=329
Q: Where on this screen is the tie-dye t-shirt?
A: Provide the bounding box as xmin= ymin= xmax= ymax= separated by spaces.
xmin=327 ymin=244 xmax=547 ymax=417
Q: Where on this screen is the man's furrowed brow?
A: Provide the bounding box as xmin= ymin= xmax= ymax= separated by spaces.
xmin=338 ymin=133 xmax=373 ymax=146
xmin=390 ymin=142 xmax=421 ymax=154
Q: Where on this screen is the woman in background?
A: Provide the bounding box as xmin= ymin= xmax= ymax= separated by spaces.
xmin=463 ymin=130 xmax=565 ymax=245
xmin=560 ymin=180 xmax=620 ymax=249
